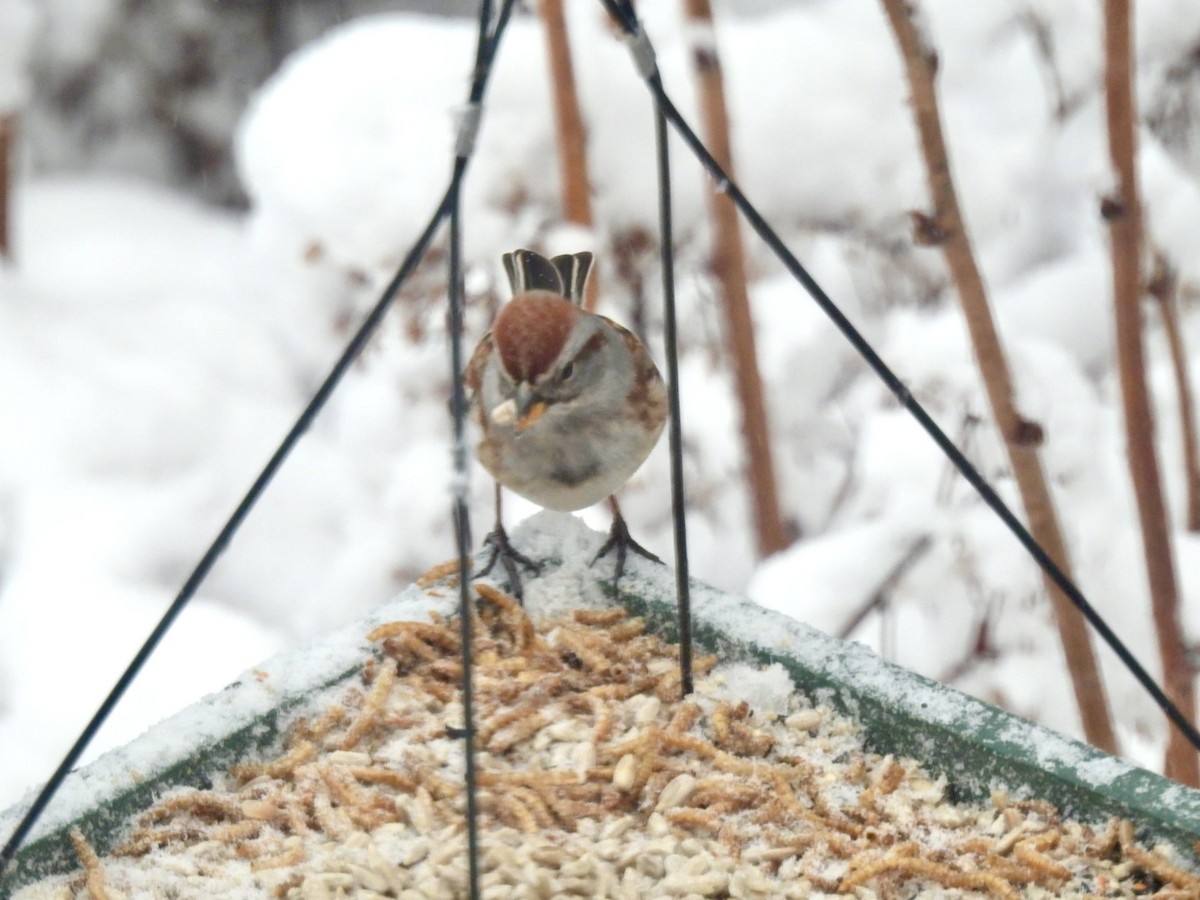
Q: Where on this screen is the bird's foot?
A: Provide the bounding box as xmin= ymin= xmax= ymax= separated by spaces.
xmin=592 ymin=512 xmax=661 ymax=593
xmin=477 ymin=524 xmax=542 ymax=602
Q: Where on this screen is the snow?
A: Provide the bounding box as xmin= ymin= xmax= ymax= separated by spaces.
xmin=705 ymin=661 xmax=795 ymax=716
xmin=35 ymin=0 xmax=120 ymax=69
xmin=5 ymin=0 xmax=1200 ymax=833
xmin=748 ymin=519 xmax=927 ymax=637
xmin=0 ymin=0 xmax=37 ymax=114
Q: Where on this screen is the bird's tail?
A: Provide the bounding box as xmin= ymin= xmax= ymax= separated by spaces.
xmin=502 ymin=248 xmax=593 ymax=307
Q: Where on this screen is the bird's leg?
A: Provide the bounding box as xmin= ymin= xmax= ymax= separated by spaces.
xmin=592 ymin=496 xmax=661 ymax=589
xmin=476 ymin=483 xmax=541 ymax=601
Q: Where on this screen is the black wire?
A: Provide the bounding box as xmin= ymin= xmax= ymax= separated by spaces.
xmin=469 ymin=0 xmax=517 ymax=106
xmin=598 ymin=0 xmax=1200 ymax=755
xmin=446 ymin=165 xmax=480 ymax=900
xmin=654 ymin=106 xmax=693 ymax=698
xmin=445 ymin=10 xmax=493 ymax=900
xmin=0 ymin=0 xmax=519 ymax=875
xmin=443 ymin=2 xmax=524 ymax=895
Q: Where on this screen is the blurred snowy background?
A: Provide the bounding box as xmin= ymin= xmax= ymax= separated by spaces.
xmin=5 ymin=0 xmax=1200 ymax=811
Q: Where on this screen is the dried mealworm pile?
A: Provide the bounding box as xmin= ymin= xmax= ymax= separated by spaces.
xmin=16 ymin=582 xmax=1200 ymax=899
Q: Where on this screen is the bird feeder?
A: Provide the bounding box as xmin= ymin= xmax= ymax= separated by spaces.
xmin=3 ymin=515 xmax=1198 ymax=898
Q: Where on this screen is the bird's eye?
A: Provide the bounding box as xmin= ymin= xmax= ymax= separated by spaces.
xmin=560 ymin=361 xmax=575 ymax=381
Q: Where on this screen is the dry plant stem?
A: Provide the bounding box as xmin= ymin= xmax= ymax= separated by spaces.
xmin=0 ymin=112 xmax=14 ymax=262
xmin=1167 ymin=302 xmax=1200 ymax=531
xmin=538 ymin=0 xmax=600 ymax=311
xmin=1149 ymin=256 xmax=1200 ymax=531
xmin=682 ymin=0 xmax=789 ymax=558
xmin=1103 ymin=0 xmax=1199 ymax=785
xmin=881 ymin=0 xmax=1118 ymax=754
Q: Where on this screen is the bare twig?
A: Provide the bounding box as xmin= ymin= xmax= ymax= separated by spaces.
xmin=0 ymin=112 xmax=14 ymax=262
xmin=539 ymin=0 xmax=600 ymax=310
xmin=1147 ymin=253 xmax=1200 ymax=531
xmin=940 ymin=616 xmax=998 ymax=685
xmin=1103 ymin=0 xmax=1199 ymax=784
xmin=1012 ymin=6 xmax=1086 ymax=122
xmin=881 ymin=0 xmax=1118 ymax=754
xmin=836 ymin=534 xmax=933 ymax=640
xmin=682 ymin=0 xmax=789 ymax=557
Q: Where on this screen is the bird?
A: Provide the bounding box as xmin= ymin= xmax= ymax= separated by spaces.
xmin=464 ymin=248 xmax=667 ymax=596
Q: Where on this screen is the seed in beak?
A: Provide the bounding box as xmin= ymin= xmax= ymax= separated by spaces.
xmin=490 ymin=398 xmax=517 ymax=426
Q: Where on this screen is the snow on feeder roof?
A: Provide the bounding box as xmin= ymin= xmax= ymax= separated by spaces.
xmin=2 ymin=514 xmax=1198 ymax=898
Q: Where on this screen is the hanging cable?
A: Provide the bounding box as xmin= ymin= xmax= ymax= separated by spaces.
xmin=441 ymin=4 xmax=500 ymax=898
xmin=442 ymin=4 xmax=522 ymax=894
xmin=446 ymin=171 xmax=481 ymax=900
xmin=654 ymin=102 xmax=694 ymax=697
xmin=599 ymin=0 xmax=1200 ymax=755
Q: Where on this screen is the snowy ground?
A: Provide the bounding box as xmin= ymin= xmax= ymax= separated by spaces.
xmin=5 ymin=0 xmax=1200 ymax=815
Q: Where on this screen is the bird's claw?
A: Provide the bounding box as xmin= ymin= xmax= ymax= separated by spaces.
xmin=592 ymin=513 xmax=660 ymax=593
xmin=477 ymin=525 xmax=542 ymax=602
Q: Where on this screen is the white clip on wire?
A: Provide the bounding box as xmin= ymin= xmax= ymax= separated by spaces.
xmin=626 ymin=26 xmax=658 ymax=80
xmin=455 ymin=102 xmax=483 ymax=159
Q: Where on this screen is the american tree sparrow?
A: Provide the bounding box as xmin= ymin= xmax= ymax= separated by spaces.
xmin=465 ymin=249 xmax=667 ymax=592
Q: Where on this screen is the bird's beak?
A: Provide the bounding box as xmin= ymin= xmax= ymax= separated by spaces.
xmin=515 ymin=401 xmax=547 ymax=431
xmin=490 ymin=385 xmax=547 ymax=432
xmin=513 ymin=383 xmax=547 ymax=431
